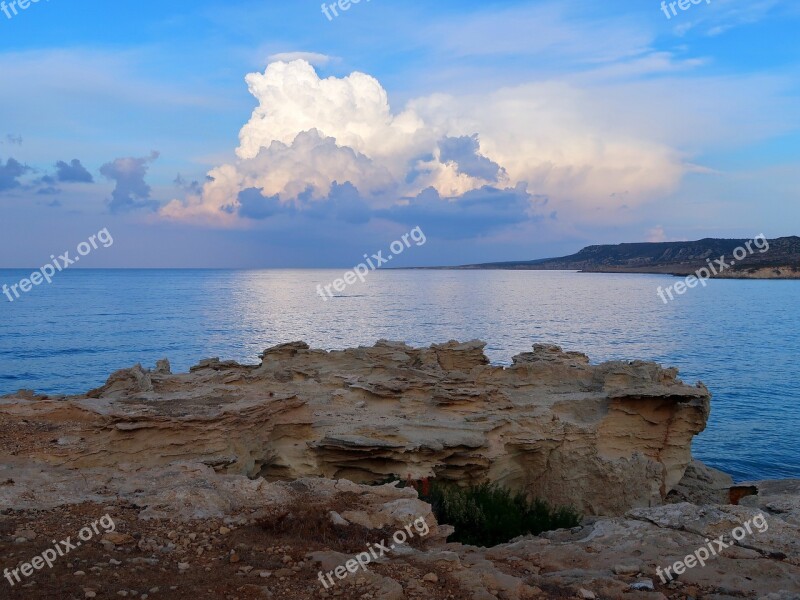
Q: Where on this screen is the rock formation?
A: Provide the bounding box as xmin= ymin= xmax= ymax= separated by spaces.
xmin=0 ymin=341 xmax=711 ymax=515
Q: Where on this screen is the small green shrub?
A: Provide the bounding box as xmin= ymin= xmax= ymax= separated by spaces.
xmin=390 ymin=477 xmax=581 ymax=547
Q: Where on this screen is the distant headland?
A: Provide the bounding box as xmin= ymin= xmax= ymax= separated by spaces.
xmin=438 ymin=236 xmax=800 ymax=279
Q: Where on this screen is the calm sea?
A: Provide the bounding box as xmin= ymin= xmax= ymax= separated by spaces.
xmin=0 ymin=269 xmax=797 ymax=482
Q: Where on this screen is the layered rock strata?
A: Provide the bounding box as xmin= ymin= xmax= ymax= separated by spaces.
xmin=0 ymin=340 xmax=710 ymax=515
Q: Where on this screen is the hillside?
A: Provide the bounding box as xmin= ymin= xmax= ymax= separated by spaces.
xmin=454 ymin=236 xmax=800 ymax=278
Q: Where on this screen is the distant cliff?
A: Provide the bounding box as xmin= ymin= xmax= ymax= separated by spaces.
xmin=454 ymin=236 xmax=800 ymax=278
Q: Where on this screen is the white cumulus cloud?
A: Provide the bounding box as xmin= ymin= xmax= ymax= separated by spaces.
xmin=160 ymin=59 xmax=687 ymax=227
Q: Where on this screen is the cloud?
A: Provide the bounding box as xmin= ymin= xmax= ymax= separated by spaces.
xmin=55 ymin=159 xmax=94 ymax=183
xmin=236 ymin=179 xmax=373 ymax=224
xmin=174 ymin=173 xmax=203 ymax=195
xmin=160 ymin=59 xmax=689 ymax=230
xmin=438 ymin=134 xmax=505 ymax=182
xmin=28 ymin=159 xmax=93 ymax=194
xmin=381 ymin=183 xmax=546 ymax=239
xmin=160 ymin=128 xmax=395 ymax=224
xmin=266 ymin=52 xmax=335 ymax=66
xmin=422 ymin=2 xmax=652 ymax=64
xmin=646 ymin=225 xmax=668 ymax=243
xmin=36 ymin=186 xmax=61 ymax=196
xmin=670 ymin=0 xmax=788 ymax=36
xmin=235 ymin=60 xmax=430 ymax=167
xmin=237 ymin=129 xmax=395 ymax=202
xmin=236 ymin=187 xmax=286 ymax=220
xmin=100 ymin=151 xmax=160 ymax=213
xmin=0 ymin=157 xmax=30 ymax=192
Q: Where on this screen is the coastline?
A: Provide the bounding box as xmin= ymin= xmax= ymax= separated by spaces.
xmin=430 ymin=265 xmax=800 ymax=279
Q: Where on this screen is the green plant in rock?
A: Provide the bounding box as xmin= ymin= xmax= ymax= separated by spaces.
xmin=385 ymin=477 xmax=581 ymax=547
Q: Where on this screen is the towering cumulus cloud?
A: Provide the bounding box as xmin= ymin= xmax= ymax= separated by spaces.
xmin=160 ymin=60 xmax=684 ymax=233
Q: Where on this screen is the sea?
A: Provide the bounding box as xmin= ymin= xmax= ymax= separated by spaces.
xmin=0 ymin=268 xmax=797 ymax=482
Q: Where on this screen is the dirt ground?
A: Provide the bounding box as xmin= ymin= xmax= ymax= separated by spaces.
xmin=0 ymin=500 xmax=518 ymax=600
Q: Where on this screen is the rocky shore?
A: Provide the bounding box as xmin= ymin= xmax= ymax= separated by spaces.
xmin=1 ymin=341 xmax=798 ymax=599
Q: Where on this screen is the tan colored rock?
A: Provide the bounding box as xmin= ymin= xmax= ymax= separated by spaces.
xmin=101 ymin=532 xmax=135 ymax=546
xmin=667 ymin=459 xmax=735 ymax=505
xmin=0 ymin=340 xmax=710 ymax=515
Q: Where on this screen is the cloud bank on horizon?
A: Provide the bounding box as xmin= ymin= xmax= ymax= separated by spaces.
xmin=159 ymin=59 xmax=683 ymax=235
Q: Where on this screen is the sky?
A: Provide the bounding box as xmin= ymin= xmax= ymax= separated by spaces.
xmin=1 ymin=0 xmax=799 ymax=268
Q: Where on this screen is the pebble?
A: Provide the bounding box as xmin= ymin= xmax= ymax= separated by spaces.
xmin=329 ymin=511 xmax=349 ymax=526
xmin=630 ymin=579 xmax=655 ymax=591
xmin=578 ymin=589 xmax=596 ymax=600
xmin=613 ymin=564 xmax=641 ymax=575
xmin=422 ymin=573 xmax=438 ymax=583
xmin=129 ymin=558 xmax=159 ymax=566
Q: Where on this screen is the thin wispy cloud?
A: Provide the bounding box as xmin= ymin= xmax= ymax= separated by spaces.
xmin=266 ymin=52 xmax=336 ymax=66
xmin=672 ymin=0 xmax=788 ymax=36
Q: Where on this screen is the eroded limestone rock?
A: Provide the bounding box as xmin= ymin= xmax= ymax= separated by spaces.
xmin=0 ymin=340 xmax=711 ymax=515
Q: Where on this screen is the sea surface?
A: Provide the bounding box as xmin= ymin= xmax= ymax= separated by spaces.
xmin=0 ymin=268 xmax=797 ymax=482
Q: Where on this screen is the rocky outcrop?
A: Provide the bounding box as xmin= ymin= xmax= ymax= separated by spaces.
xmin=0 ymin=340 xmax=710 ymax=515
xmin=1 ymin=460 xmax=798 ymax=599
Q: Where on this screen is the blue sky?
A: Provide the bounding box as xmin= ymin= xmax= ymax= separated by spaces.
xmin=1 ymin=0 xmax=799 ymax=267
